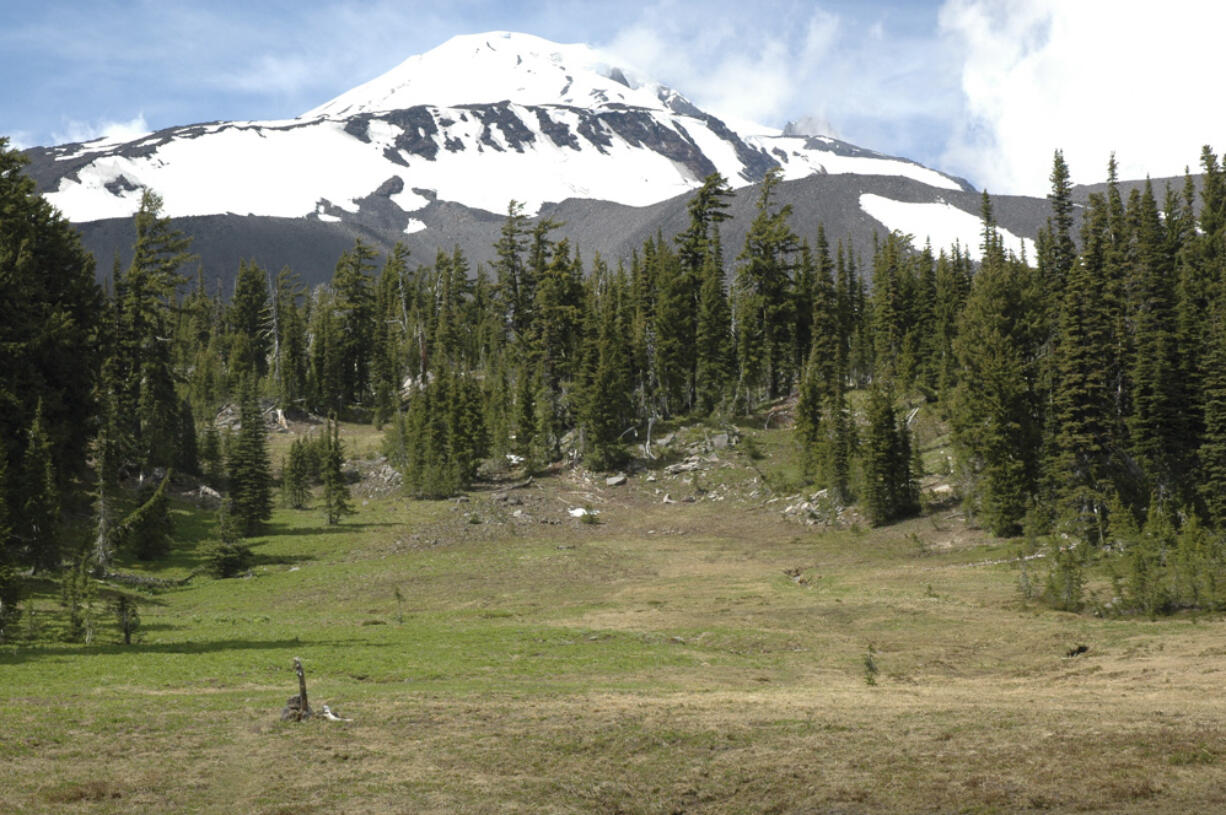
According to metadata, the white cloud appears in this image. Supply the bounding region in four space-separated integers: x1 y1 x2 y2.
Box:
602 2 842 133
939 0 1226 194
6 131 34 150
51 114 150 146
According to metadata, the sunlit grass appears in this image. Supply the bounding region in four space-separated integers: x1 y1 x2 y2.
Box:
3 419 1226 813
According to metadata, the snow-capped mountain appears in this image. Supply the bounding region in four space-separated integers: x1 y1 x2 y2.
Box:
27 31 972 232
18 31 1060 289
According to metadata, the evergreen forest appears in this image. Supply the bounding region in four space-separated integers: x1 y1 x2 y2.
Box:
4 134 1226 644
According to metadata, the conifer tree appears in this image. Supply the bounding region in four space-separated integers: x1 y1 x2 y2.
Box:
734 168 798 408
282 438 311 509
1053 239 1116 544
870 231 914 385
200 424 225 490
175 398 199 476
823 383 854 502
862 384 919 526
0 451 19 641
531 239 583 436
1127 180 1185 495
795 231 840 481
494 200 533 344
271 265 308 408
322 418 354 524
113 189 194 474
122 471 173 560
677 173 734 410
207 498 252 578
1046 149 1077 290
372 244 410 428
332 241 379 405
228 259 271 380
0 138 102 511
308 288 344 415
20 403 59 573
951 246 1045 537
580 258 634 469
227 380 273 536
1201 297 1226 526
695 231 733 414
653 237 692 415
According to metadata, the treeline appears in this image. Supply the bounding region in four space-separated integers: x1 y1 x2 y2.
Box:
3 133 1226 635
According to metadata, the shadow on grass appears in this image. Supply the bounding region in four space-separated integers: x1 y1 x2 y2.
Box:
264 522 401 537
249 551 316 568
0 637 389 664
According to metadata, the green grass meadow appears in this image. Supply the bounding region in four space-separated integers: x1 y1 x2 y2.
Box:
3 424 1226 813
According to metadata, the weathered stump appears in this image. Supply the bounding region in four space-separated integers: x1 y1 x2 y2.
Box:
280 657 313 721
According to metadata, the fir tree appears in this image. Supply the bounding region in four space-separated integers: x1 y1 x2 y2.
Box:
113 189 194 474
206 498 252 578
494 200 533 344
175 399 199 476
322 418 354 524
0 451 20 642
734 168 798 408
1046 149 1077 291
0 138 101 517
1126 180 1185 496
1054 202 1117 544
1200 297 1226 526
372 244 410 429
200 424 225 490
282 438 311 509
228 259 271 380
695 231 733 414
332 241 379 406
20 403 60 573
581 259 634 469
951 238 1045 537
227 381 273 536
862 384 919 526
308 288 344 415
271 265 308 408
122 471 173 561
676 173 734 410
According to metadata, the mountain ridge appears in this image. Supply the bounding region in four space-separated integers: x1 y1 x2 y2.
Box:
19 31 1047 283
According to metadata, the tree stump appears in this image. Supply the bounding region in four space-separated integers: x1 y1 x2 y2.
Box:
280 657 313 721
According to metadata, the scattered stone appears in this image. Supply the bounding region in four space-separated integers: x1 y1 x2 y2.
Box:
568 506 598 519
710 432 729 449
665 458 703 474
662 494 675 504
605 473 628 486
646 473 657 483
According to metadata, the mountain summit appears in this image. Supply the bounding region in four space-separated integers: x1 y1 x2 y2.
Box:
26 31 969 227
303 31 692 121
14 30 1034 287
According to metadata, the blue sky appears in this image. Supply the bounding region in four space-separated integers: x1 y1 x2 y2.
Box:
3 1 1223 195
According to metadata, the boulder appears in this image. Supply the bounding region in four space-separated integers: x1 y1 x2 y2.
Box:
605 473 628 486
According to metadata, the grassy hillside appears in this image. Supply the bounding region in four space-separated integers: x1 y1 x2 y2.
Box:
3 421 1225 814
